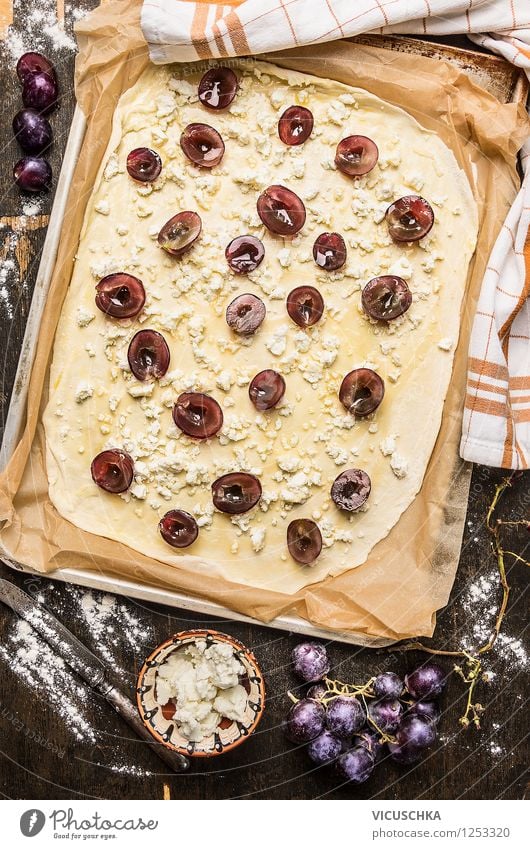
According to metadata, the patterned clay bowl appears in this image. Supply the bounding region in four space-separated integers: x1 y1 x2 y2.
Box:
136 629 265 757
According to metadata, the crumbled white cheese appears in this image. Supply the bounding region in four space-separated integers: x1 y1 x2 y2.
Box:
213 685 248 722
250 527 266 552
130 483 147 500
75 381 93 404
127 382 154 398
95 199 110 215
379 436 397 457
156 640 246 745
216 370 234 392
277 248 292 268
76 307 95 327
390 453 408 479
103 154 120 181
265 325 289 357
387 257 413 281
438 338 453 351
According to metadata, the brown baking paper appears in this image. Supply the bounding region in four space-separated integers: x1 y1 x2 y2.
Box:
0 0 528 643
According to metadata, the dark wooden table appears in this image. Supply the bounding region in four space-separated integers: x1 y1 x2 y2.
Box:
0 1 528 801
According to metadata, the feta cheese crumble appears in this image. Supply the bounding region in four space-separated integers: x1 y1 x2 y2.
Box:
156 639 248 743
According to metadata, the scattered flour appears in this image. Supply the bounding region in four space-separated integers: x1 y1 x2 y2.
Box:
460 568 527 671
2 6 78 65
0 582 155 770
0 619 98 743
0 231 19 321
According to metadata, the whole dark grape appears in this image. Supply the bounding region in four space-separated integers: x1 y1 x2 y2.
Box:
353 730 384 762
307 730 342 765
22 72 58 114
326 696 365 737
388 716 437 766
388 715 437 765
13 109 52 154
307 682 327 701
336 747 375 784
13 157 51 192
399 715 437 748
405 664 446 700
284 699 325 744
291 642 330 683
16 52 55 85
408 701 441 724
373 671 403 700
387 740 422 765
368 698 403 733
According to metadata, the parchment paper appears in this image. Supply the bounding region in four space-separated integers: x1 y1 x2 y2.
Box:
0 0 528 641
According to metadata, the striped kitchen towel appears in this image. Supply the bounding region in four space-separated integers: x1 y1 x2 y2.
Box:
141 0 530 469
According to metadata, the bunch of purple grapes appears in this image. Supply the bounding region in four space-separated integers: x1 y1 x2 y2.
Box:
284 642 446 784
12 52 59 192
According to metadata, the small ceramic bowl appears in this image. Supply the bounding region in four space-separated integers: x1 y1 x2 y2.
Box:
136 629 265 757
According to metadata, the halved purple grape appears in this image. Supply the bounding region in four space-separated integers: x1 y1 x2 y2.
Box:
405 664 446 700
278 105 313 146
180 123 225 168
95 273 146 319
284 698 325 744
173 392 223 440
91 449 134 493
331 468 371 512
287 519 322 565
158 211 201 257
386 195 434 242
257 185 306 236
211 472 262 514
126 147 162 182
159 510 198 548
312 232 347 271
248 369 285 411
335 135 378 177
127 330 170 381
361 275 412 321
339 368 385 417
292 643 330 683
16 52 55 84
12 109 52 154
286 286 324 328
336 747 375 784
22 72 58 114
13 157 51 192
368 699 403 733
225 235 264 274
198 66 238 110
226 293 266 335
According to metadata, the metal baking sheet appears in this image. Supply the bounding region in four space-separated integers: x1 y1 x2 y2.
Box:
1 36 527 645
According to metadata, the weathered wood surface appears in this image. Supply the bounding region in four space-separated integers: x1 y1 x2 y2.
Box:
0 1 528 800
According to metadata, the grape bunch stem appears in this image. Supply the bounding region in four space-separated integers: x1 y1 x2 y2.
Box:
403 473 529 729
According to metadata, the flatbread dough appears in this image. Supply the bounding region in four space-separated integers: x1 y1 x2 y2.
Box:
44 60 478 594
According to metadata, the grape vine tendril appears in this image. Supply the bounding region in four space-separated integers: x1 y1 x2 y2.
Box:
402 473 529 729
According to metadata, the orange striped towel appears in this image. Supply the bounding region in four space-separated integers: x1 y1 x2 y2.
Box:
141 0 530 469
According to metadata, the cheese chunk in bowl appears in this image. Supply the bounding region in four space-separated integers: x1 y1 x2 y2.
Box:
137 629 265 756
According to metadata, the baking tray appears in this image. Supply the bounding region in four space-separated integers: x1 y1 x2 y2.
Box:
0 36 527 645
